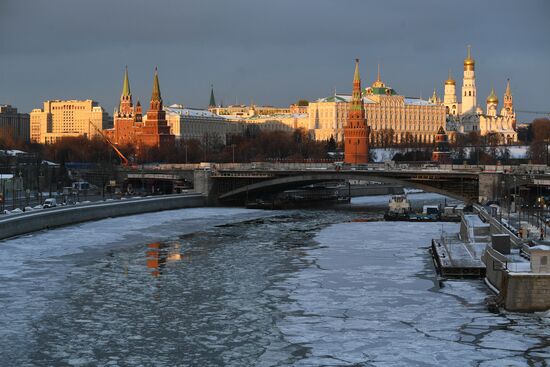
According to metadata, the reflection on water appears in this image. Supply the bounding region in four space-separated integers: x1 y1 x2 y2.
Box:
146 242 188 277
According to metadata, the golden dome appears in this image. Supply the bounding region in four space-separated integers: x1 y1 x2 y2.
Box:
486 87 498 104
445 69 455 85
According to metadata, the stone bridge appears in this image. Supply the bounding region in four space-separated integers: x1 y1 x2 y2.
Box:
194 168 498 205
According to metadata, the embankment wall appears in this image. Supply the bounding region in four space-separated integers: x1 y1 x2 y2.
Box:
0 194 205 241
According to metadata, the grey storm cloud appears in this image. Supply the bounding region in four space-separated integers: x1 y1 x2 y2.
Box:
1 0 549 122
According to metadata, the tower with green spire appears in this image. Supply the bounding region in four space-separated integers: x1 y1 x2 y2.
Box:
209 85 216 108
150 67 162 107
119 66 133 115
143 67 174 147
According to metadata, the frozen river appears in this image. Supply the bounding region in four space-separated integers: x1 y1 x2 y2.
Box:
0 194 549 366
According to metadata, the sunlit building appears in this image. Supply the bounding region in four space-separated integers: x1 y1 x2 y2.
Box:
308 67 446 145
443 46 517 144
104 67 175 148
30 100 109 144
164 104 236 144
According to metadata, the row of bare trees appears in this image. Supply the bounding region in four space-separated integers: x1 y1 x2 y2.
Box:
1 128 335 165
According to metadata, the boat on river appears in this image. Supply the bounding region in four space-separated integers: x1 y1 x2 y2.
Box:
384 195 439 221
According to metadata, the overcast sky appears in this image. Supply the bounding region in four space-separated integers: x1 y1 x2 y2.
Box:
1 0 549 122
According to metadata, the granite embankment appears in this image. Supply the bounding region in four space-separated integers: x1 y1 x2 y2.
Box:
0 193 205 240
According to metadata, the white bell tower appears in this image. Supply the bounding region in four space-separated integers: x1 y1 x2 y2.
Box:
461 45 477 114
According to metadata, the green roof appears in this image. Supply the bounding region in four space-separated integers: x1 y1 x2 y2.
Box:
364 86 397 96
209 85 216 107
151 68 162 101
121 66 131 97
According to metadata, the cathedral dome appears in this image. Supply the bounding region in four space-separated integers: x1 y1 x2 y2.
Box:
445 77 456 86
486 88 499 104
463 45 475 69
463 58 475 67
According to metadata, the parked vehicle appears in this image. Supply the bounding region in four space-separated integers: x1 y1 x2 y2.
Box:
43 198 57 208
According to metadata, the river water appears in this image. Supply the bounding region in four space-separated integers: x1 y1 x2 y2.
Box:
0 194 549 366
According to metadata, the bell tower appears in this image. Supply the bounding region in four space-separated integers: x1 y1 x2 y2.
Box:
461 45 477 114
443 70 458 116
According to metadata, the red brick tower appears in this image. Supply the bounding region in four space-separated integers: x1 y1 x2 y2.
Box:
344 59 369 164
431 126 452 163
140 68 175 147
108 66 138 145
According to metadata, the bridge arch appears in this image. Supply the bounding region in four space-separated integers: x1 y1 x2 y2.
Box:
217 172 473 203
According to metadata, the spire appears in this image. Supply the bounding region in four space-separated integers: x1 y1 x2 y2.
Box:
121 66 131 97
464 45 475 67
353 58 360 82
372 63 385 88
151 67 162 102
505 78 511 96
431 88 438 101
445 69 456 86
209 84 216 107
351 58 363 110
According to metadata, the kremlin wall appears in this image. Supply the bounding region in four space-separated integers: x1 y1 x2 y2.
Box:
19 46 519 162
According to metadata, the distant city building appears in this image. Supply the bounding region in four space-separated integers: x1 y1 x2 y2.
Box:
443 46 517 144
0 105 30 143
164 104 237 144
30 100 109 144
105 67 175 149
344 59 369 164
309 67 446 145
224 109 307 133
209 104 291 118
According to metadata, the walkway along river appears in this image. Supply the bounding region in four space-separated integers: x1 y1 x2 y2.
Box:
0 193 548 366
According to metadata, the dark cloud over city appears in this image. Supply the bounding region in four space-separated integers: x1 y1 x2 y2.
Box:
1 0 548 121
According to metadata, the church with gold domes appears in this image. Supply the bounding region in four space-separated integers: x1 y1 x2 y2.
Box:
441 46 517 144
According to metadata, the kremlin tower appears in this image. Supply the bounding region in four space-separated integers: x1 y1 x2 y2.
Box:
105 67 175 149
431 126 451 163
344 59 370 164
140 68 175 147
109 66 143 146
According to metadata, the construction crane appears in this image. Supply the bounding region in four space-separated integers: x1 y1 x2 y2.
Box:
88 120 133 167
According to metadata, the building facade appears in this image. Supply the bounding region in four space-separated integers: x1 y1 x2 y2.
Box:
344 59 369 164
30 100 109 144
209 104 291 118
165 105 236 144
308 71 446 145
105 68 175 148
443 47 517 143
0 105 30 143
